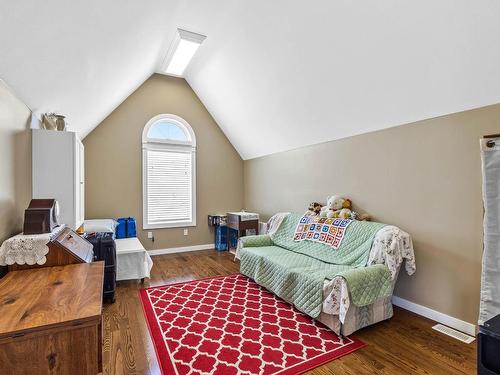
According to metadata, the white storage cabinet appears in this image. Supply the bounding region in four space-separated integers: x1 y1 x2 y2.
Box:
32 129 85 230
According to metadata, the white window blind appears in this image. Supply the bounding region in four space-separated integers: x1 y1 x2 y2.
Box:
146 149 192 226
142 114 196 229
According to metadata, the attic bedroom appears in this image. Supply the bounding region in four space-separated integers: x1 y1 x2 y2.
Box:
0 1 499 374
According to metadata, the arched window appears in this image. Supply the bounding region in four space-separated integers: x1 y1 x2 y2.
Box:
142 114 196 229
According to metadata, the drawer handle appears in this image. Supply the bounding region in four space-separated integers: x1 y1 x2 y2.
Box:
11 332 25 338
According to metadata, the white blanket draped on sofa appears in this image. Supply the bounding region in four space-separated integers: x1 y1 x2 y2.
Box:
323 225 414 322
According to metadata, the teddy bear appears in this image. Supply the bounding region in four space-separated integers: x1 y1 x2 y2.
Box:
320 195 353 219
305 202 323 216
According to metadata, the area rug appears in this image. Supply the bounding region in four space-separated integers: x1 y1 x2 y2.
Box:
139 274 365 375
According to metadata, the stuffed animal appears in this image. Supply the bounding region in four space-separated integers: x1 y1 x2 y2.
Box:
305 202 323 216
320 195 354 219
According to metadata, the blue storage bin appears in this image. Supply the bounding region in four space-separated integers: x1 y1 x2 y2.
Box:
115 217 137 238
215 225 227 251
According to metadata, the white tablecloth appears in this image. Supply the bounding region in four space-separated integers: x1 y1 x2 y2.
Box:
115 238 153 281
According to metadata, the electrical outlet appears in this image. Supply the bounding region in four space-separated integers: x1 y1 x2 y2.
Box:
183 229 189 236
147 232 153 239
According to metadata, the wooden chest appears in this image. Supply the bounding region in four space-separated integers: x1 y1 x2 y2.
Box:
0 262 104 374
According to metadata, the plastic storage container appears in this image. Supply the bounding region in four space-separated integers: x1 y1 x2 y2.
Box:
215 225 228 251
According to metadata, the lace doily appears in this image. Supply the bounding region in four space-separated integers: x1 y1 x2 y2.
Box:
0 226 65 266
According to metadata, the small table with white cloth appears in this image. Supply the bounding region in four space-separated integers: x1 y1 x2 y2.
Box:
115 237 153 282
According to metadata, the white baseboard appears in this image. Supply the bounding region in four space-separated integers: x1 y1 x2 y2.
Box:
148 243 214 256
392 296 477 336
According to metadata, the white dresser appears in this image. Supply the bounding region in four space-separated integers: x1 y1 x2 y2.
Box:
32 129 85 230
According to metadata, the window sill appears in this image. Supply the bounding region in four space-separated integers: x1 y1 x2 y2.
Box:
143 221 197 230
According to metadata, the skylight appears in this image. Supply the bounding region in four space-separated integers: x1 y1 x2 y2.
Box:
163 29 206 77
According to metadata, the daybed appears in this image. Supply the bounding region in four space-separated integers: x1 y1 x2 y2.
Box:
236 213 415 335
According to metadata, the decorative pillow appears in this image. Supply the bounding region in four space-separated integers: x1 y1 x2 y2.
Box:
83 219 117 233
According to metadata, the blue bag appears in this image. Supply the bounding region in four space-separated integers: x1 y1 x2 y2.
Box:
116 218 127 239
115 217 137 238
126 217 136 237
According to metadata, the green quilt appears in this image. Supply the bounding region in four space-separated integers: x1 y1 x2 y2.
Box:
239 213 392 318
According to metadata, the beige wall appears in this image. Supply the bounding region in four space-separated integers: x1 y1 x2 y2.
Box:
244 104 500 325
0 80 32 243
84 71 497 324
84 74 243 250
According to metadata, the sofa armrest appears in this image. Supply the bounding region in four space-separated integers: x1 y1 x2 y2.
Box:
337 264 393 307
240 234 273 248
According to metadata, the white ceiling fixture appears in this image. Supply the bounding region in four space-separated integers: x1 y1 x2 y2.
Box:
162 29 206 77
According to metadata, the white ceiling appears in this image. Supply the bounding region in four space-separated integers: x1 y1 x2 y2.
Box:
2 1 500 159
0 0 183 137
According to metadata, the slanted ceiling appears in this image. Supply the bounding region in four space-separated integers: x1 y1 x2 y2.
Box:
1 1 500 160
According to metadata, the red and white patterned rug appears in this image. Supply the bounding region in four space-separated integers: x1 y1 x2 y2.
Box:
139 274 365 375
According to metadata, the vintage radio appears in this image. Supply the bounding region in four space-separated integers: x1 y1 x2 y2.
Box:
23 199 60 235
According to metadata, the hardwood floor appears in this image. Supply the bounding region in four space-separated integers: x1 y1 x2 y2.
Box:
103 250 476 375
